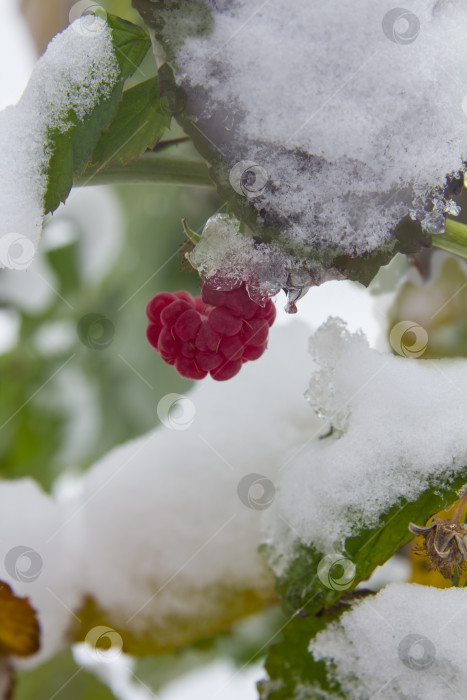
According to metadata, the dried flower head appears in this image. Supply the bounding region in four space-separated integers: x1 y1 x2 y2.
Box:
409 516 467 580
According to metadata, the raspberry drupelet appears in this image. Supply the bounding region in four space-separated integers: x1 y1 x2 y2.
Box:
146 283 276 381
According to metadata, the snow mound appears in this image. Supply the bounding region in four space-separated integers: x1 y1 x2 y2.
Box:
168 0 467 257
264 318 467 558
310 583 467 700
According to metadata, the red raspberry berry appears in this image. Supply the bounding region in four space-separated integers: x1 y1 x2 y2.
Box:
194 296 207 314
222 286 257 319
211 358 243 381
201 285 226 307
241 318 269 346
218 335 244 362
146 292 174 323
175 355 207 380
195 321 221 352
180 341 196 358
174 309 201 341
160 299 193 329
195 351 223 371
146 322 162 348
242 342 267 361
263 299 277 327
146 283 276 382
208 307 243 336
158 327 179 357
173 290 194 304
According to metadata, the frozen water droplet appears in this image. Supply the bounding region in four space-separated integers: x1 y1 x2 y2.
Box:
444 199 461 217
284 285 310 313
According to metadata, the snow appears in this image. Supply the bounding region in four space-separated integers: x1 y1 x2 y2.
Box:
157 660 264 700
188 213 292 298
188 213 345 302
166 0 467 258
0 323 321 660
263 317 467 562
72 322 315 643
309 582 467 700
3 315 467 666
0 17 119 270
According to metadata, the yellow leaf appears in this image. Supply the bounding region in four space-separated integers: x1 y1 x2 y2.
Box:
0 581 40 657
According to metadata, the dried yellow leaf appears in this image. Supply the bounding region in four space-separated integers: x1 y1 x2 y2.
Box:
0 580 40 657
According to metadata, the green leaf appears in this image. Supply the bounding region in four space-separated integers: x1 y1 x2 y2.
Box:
270 467 467 617
106 13 151 79
14 650 117 700
258 608 345 700
432 218 467 260
89 77 172 169
43 14 151 214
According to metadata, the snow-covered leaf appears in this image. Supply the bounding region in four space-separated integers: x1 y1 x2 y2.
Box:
270 472 467 616
134 0 466 286
43 15 151 213
0 14 150 268
309 583 467 700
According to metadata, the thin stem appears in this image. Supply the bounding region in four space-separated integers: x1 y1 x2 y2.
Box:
432 218 467 260
148 136 191 152
74 152 214 188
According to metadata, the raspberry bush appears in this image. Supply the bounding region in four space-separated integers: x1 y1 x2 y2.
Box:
3 2 467 700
